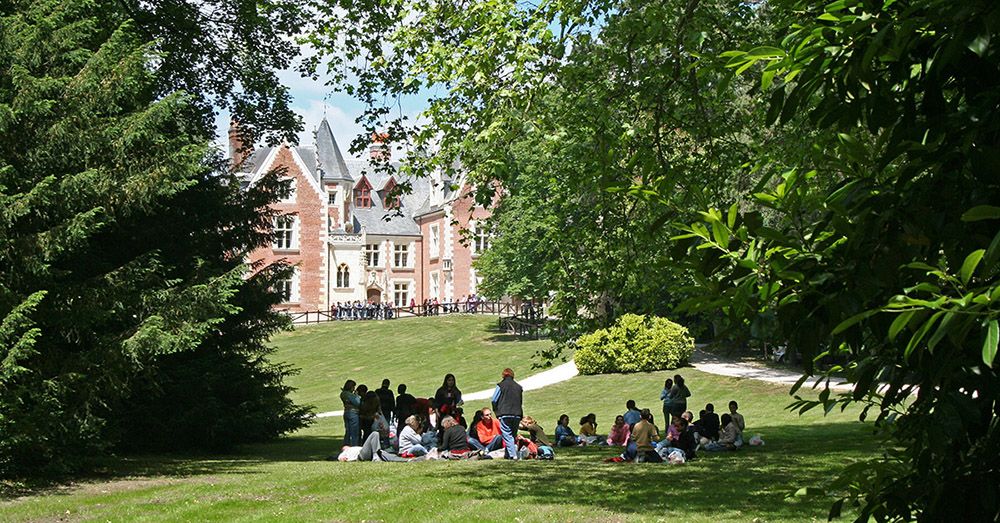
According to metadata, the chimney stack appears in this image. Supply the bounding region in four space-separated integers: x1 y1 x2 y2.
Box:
229 119 253 171
369 132 390 161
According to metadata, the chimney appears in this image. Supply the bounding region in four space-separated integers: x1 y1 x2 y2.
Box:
369 132 390 161
229 119 253 171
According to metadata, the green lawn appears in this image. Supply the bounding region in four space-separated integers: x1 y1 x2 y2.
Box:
0 317 878 522
272 315 559 412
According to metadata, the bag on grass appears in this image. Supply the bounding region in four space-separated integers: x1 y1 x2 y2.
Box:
537 445 555 460
667 450 686 464
749 435 764 446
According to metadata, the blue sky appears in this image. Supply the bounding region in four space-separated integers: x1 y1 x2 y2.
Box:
214 61 434 162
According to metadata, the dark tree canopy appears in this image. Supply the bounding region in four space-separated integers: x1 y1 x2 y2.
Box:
0 0 311 477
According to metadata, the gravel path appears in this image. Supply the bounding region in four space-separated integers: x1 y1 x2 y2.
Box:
690 349 853 391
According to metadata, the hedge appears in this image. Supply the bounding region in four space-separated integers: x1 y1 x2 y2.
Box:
574 314 694 375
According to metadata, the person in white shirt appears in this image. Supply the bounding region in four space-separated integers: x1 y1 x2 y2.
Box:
398 415 429 456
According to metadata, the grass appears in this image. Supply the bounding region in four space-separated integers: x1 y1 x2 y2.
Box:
0 316 878 522
272 315 559 412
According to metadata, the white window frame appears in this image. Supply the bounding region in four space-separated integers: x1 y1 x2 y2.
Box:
273 215 298 251
365 243 381 268
430 271 440 300
393 282 410 307
327 188 337 205
276 268 300 303
472 220 490 255
429 224 440 260
394 243 409 268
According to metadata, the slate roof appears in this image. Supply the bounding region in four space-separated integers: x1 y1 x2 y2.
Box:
246 118 460 237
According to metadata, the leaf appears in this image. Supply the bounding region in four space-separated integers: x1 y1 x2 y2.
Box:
727 203 738 229
761 69 777 90
746 46 786 59
967 33 990 57
984 320 998 366
832 309 879 335
961 205 1000 222
960 249 985 285
888 310 914 341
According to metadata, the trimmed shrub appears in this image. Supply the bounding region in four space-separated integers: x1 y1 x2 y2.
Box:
574 314 694 375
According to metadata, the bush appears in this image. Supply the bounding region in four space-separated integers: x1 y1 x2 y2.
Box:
574 314 694 375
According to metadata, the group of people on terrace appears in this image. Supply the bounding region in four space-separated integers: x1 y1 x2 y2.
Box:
331 300 396 320
335 370 748 463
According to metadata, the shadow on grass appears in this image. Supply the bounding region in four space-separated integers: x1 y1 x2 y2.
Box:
423 421 877 518
0 434 343 501
3 420 879 519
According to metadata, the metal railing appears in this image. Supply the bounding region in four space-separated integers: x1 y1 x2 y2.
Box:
284 300 520 325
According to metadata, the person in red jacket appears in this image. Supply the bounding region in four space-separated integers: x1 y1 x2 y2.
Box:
470 407 504 451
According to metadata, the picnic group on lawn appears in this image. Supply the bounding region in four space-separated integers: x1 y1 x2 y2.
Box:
334 369 754 463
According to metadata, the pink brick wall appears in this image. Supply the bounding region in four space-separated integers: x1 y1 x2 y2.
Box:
248 147 326 312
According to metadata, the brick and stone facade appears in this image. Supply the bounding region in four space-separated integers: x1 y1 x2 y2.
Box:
238 119 491 311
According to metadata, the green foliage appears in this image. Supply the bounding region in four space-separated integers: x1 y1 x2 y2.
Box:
674 0 1000 520
575 314 693 375
306 0 786 336
0 0 310 477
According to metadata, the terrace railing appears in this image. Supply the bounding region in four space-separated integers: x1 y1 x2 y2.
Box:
283 300 519 325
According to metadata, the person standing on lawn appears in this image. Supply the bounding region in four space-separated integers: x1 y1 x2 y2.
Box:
376 379 395 424
395 383 416 435
669 375 691 421
340 380 361 446
492 368 523 459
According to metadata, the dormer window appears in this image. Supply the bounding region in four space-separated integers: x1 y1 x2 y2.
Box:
353 176 372 208
381 177 401 209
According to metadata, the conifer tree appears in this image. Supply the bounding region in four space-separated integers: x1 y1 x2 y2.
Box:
0 0 310 476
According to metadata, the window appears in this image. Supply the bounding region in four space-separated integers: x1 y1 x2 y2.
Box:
394 282 409 307
354 177 372 208
275 269 298 302
382 178 400 209
429 224 440 259
473 221 490 254
365 243 380 267
273 215 296 250
394 244 409 268
336 264 350 288
279 178 296 203
430 271 440 300
327 190 337 205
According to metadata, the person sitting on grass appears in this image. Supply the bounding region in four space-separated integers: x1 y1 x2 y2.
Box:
623 400 642 428
520 416 553 447
554 414 581 447
703 413 741 451
579 413 601 445
728 400 746 446
699 404 721 442
398 415 428 457
336 432 412 462
607 415 631 447
439 416 472 457
608 409 660 463
470 408 504 452
658 416 697 460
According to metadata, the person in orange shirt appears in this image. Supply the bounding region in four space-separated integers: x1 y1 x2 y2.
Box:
469 407 504 452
